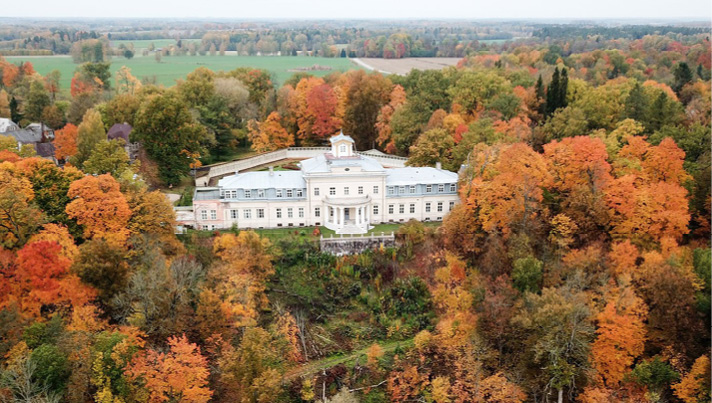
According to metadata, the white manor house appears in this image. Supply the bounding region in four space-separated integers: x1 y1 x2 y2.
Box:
179 133 460 234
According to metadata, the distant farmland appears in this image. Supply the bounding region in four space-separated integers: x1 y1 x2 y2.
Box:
4 55 360 91
354 57 463 76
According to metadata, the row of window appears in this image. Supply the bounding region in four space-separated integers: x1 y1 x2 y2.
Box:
203 200 456 222
315 185 378 196
387 201 455 214
222 183 455 199
387 183 456 195
222 189 305 199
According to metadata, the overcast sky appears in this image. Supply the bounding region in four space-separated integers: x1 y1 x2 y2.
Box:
2 0 710 20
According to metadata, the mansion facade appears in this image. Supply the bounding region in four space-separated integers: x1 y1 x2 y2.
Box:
181 133 459 234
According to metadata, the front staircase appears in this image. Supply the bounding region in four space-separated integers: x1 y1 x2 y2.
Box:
335 219 372 234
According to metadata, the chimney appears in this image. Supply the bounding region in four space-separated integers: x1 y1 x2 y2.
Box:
436 162 442 170
268 166 274 176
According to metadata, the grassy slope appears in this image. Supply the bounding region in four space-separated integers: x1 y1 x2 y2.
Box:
6 54 359 90
283 338 414 382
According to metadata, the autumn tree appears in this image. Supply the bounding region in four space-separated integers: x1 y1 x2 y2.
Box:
406 128 455 170
248 111 294 153
2 241 95 317
133 91 209 185
0 162 43 248
83 139 131 178
607 136 691 246
544 136 613 241
462 142 552 239
65 174 131 245
376 84 407 152
125 334 212 403
15 157 83 236
591 300 646 388
115 66 142 95
72 108 106 167
672 355 711 403
341 70 392 150
514 286 593 403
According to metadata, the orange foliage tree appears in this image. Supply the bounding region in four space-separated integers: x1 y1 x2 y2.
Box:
65 174 131 245
125 334 212 403
1 241 95 317
463 143 552 239
247 111 294 153
607 136 691 246
591 301 647 388
672 355 711 403
54 123 79 162
544 136 613 240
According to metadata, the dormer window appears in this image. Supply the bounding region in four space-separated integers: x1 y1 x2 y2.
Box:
340 145 346 154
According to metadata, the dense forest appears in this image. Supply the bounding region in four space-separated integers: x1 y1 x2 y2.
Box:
0 22 710 403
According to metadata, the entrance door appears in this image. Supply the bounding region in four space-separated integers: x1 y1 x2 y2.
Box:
344 208 350 221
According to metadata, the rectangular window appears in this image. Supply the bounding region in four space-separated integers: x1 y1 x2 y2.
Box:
230 210 238 219
244 209 251 219
344 187 350 195
437 202 443 212
388 204 394 214
296 189 303 197
387 187 394 195
201 210 208 220
425 202 431 212
257 208 265 218
329 187 336 196
315 207 321 217
409 185 416 194
373 205 379 215
298 208 304 218
257 189 265 198
276 208 282 218
438 184 444 193
287 189 293 198
449 201 455 210
210 210 217 220
287 208 293 218
410 203 415 213
276 189 282 198
426 185 432 193
314 187 320 196
244 190 251 198
399 186 405 195
358 186 363 195
373 185 379 194
450 183 457 192
399 204 405 214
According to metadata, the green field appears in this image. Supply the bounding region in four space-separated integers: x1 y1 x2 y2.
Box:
5 55 359 90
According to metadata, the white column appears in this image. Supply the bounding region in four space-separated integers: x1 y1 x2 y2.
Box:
340 207 345 226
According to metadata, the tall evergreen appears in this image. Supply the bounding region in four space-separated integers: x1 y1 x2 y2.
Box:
9 96 21 123
625 82 649 126
546 67 560 116
558 68 568 109
535 75 545 99
672 62 693 94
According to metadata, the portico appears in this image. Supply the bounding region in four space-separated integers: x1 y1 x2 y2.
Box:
323 195 372 234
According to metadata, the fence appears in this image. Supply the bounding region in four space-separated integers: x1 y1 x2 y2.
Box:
319 232 396 255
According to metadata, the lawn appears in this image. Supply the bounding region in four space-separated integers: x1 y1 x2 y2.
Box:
5 54 359 90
